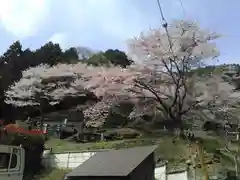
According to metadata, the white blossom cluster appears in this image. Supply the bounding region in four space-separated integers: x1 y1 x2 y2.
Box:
5 20 237 123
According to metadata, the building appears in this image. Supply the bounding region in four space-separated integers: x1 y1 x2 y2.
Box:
65 145 157 180
154 163 188 180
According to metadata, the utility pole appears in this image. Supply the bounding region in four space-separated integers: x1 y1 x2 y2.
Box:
234 126 240 177
197 140 209 180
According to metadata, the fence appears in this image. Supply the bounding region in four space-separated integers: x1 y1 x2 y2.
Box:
42 150 189 180
167 170 188 180
41 150 98 169
154 165 188 180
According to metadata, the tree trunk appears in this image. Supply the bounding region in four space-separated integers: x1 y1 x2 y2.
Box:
175 117 183 139
39 106 44 130
76 121 85 141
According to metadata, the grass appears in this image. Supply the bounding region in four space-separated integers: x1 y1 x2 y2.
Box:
43 134 239 179
35 168 71 180
45 135 225 164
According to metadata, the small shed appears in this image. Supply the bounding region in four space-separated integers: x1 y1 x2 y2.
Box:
65 145 157 180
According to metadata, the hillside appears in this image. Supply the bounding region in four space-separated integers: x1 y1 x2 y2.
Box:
37 64 240 180
2 18 240 180
43 132 237 180
8 62 240 180
26 63 240 126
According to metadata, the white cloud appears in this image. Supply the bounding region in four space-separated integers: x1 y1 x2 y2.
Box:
48 33 69 49
0 0 198 52
55 0 153 50
0 0 50 39
58 0 189 49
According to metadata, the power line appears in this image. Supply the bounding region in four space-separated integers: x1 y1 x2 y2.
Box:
156 0 187 22
178 0 187 17
156 0 175 59
156 0 166 22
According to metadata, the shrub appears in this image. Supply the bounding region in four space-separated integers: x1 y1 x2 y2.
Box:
38 168 71 180
104 128 140 140
105 102 134 128
1 125 46 180
90 141 114 149
202 121 223 132
5 124 45 135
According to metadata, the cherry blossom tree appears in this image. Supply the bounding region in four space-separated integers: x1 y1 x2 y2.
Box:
6 64 79 106
69 19 224 129
5 63 89 125
5 20 230 133
123 20 221 130
4 61 138 128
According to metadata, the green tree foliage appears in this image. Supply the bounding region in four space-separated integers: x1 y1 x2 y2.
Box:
11 133 45 180
0 41 79 122
1 125 45 180
85 49 133 67
104 49 133 67
34 42 79 66
34 42 63 66
86 52 111 66
62 47 79 64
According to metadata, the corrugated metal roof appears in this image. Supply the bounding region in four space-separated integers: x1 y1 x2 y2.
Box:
66 145 157 177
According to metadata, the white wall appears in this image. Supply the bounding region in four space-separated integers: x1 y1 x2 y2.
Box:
155 165 166 180
42 150 97 169
42 150 188 180
167 171 188 180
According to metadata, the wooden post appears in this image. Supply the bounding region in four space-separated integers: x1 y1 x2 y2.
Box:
67 152 70 169
192 151 197 180
235 128 240 177
101 133 104 141
197 141 209 180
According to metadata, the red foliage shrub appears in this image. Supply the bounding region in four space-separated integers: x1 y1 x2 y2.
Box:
1 124 46 180
4 124 45 135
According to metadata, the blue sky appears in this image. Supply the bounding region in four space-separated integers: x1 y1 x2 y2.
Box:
0 0 239 64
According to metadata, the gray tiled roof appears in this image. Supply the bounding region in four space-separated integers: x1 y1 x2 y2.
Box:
66 145 158 177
